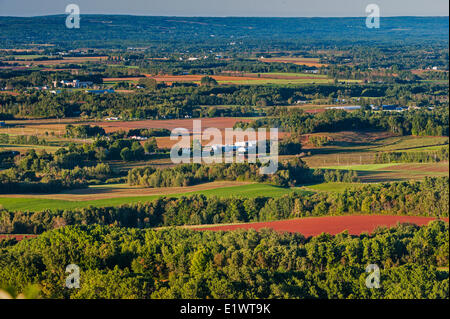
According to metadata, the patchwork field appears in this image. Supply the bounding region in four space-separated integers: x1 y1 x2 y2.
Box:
0 183 307 212
102 72 349 85
88 117 252 133
258 57 328 67
0 117 259 142
302 131 448 162
2 56 108 66
319 162 449 182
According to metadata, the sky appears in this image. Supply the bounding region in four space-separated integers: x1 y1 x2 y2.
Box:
0 0 448 17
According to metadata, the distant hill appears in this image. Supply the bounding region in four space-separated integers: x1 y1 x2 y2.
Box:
0 15 448 50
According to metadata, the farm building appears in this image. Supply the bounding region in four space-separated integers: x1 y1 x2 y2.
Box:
326 106 361 111
86 89 115 94
381 105 406 112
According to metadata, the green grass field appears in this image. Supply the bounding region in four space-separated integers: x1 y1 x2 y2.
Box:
371 136 448 152
0 183 310 212
217 78 360 85
9 54 47 60
301 182 365 192
248 72 329 78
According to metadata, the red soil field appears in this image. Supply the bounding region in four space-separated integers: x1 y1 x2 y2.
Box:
411 69 448 75
3 56 108 66
241 72 325 80
103 77 145 82
193 215 449 237
0 91 20 96
143 74 262 83
85 117 288 148
90 117 253 133
0 234 37 241
258 58 328 67
155 131 289 148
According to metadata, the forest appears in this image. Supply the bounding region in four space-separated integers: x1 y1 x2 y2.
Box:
0 221 447 299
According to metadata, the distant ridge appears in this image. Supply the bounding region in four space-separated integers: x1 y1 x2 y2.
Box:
0 15 448 49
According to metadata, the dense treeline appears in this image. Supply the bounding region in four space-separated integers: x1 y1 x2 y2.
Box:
0 70 102 89
1 177 446 235
126 128 171 138
140 57 319 76
127 159 358 188
375 145 449 163
127 160 310 188
0 88 259 119
0 151 17 169
0 135 157 193
0 179 87 194
0 146 118 194
0 222 447 298
1 79 447 120
235 107 449 137
0 162 114 194
65 125 106 138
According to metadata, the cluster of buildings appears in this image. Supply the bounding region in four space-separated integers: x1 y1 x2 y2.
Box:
205 140 259 154
179 56 210 61
326 105 409 112
86 89 115 94
130 136 148 141
52 79 93 88
326 105 361 111
372 105 407 112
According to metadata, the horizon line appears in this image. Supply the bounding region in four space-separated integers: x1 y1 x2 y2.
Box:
0 13 449 18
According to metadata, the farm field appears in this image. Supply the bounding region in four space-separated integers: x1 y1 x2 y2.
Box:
246 72 329 79
0 182 307 212
0 234 37 241
320 162 449 182
215 78 345 85
2 56 108 66
0 117 258 141
85 117 253 133
192 215 449 236
303 132 448 153
0 143 61 153
301 182 364 192
302 131 448 163
370 136 450 151
102 72 353 86
300 131 449 181
0 118 86 137
258 57 328 67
